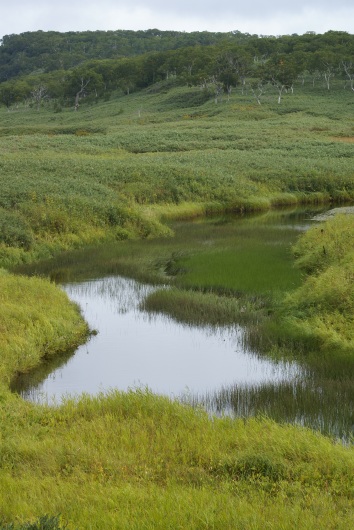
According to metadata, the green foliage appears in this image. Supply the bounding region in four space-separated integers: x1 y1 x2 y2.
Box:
142 287 265 326
0 390 353 528
2 29 354 109
0 209 33 249
0 515 65 530
0 56 353 529
213 453 287 481
279 214 354 351
292 213 354 273
1 80 353 271
0 271 88 385
175 241 302 295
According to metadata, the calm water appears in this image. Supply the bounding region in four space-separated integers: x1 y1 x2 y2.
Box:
14 276 300 402
12 208 353 440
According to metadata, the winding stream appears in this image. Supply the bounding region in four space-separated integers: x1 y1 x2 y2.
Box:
12 207 353 440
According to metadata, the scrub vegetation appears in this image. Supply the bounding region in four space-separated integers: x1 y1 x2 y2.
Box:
0 28 353 528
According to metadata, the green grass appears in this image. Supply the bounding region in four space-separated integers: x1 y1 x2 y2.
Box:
1 82 354 268
186 377 354 441
276 215 354 353
0 80 354 528
0 390 353 529
142 287 266 326
176 243 302 294
0 269 89 389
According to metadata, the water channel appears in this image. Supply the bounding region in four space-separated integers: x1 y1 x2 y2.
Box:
12 207 354 441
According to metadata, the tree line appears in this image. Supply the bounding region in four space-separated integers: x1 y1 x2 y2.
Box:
0 29 353 110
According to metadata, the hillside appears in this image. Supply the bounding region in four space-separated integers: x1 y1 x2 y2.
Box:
1 29 354 111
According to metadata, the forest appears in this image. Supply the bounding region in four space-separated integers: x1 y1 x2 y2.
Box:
1 29 354 110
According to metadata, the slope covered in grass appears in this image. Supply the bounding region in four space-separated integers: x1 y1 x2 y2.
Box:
0 269 88 389
280 214 354 352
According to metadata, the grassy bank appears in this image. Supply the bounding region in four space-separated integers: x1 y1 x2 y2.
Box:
271 214 354 355
0 269 89 390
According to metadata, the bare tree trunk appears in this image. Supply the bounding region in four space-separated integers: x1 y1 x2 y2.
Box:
74 77 90 110
342 62 354 91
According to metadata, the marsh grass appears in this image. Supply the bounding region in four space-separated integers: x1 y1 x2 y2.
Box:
0 389 353 528
278 214 354 352
1 83 354 268
0 515 65 530
0 270 88 387
175 242 302 295
1 82 354 528
185 377 354 442
141 287 266 327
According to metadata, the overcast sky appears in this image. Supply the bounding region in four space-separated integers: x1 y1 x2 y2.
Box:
1 1 354 41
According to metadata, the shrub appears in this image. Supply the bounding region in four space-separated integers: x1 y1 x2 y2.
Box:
0 209 33 250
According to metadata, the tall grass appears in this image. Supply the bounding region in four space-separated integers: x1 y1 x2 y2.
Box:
0 390 353 528
1 83 354 268
142 287 266 326
0 269 88 388
185 377 354 441
277 214 354 352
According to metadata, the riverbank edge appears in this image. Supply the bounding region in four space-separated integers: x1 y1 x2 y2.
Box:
0 270 90 396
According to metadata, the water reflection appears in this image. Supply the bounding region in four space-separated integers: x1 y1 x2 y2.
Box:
14 276 301 404
183 379 353 441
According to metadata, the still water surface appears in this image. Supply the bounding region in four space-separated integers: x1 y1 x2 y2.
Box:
18 276 299 401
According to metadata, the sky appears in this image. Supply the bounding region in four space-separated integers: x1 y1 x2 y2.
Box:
1 0 354 42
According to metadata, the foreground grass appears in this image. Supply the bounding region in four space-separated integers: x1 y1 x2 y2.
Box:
1 83 354 528
0 390 353 529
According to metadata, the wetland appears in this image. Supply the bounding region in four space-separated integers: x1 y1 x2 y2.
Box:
12 207 354 441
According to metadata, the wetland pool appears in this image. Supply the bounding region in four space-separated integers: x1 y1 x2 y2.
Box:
12 207 353 440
